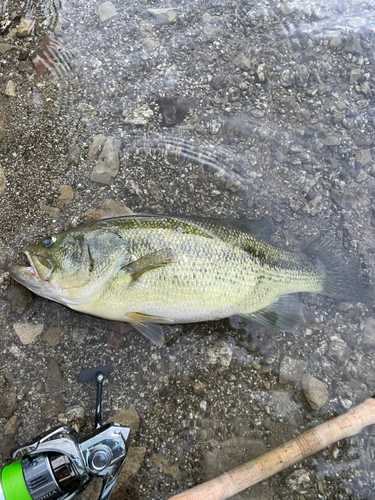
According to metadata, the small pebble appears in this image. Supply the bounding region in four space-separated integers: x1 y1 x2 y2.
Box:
13 323 44 345
233 53 251 71
4 81 16 97
57 185 74 206
17 18 34 37
44 327 62 346
302 374 329 410
98 1 117 22
279 356 307 384
355 149 372 167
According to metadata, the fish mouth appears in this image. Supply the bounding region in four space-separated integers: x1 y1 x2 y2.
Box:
24 251 55 281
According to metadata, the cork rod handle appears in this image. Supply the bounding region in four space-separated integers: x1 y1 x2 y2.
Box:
168 397 375 500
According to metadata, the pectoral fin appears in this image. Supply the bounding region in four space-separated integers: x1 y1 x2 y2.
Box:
127 312 168 347
244 294 303 332
123 248 176 283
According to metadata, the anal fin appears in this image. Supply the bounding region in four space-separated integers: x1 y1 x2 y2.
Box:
127 312 168 347
244 294 303 332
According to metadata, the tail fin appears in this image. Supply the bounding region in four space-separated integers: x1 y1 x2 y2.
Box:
305 237 370 303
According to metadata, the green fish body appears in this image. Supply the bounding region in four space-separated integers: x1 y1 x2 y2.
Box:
9 215 368 346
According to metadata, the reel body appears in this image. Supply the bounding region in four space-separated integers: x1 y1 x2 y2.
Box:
0 366 131 500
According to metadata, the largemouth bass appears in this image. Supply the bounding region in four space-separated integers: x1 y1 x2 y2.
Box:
9 215 368 346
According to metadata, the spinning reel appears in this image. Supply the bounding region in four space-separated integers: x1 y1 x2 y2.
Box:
0 365 131 500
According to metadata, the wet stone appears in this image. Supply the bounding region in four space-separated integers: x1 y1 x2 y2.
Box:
0 44 16 55
350 68 362 84
285 469 311 489
151 453 180 480
327 336 351 363
41 397 65 419
204 438 271 499
280 69 294 87
13 323 43 344
0 371 16 418
363 318 375 346
90 136 121 185
123 104 153 126
1 437 15 460
355 149 372 168
40 204 60 219
295 65 309 86
256 63 268 83
7 281 33 314
4 81 16 97
330 37 341 48
302 374 329 410
98 1 117 22
147 180 163 201
46 358 64 396
71 328 88 344
343 34 362 55
57 185 74 206
206 341 233 368
44 327 62 346
110 447 147 500
322 135 341 146
233 52 251 71
4 415 19 436
88 134 107 162
109 404 140 434
210 71 229 90
159 97 194 126
0 246 12 269
148 8 177 23
85 199 134 220
17 18 34 37
280 3 294 15
279 356 307 384
67 145 81 166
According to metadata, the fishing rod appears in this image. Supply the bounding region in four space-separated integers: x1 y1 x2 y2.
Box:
168 396 375 500
0 365 131 500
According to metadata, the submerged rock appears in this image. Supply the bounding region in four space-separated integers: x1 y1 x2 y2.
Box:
159 97 194 126
0 44 16 55
123 104 153 126
279 356 307 384
88 134 107 162
232 52 251 71
98 2 117 22
17 18 34 37
355 149 372 167
90 136 121 185
85 199 134 220
302 374 329 410
148 8 177 23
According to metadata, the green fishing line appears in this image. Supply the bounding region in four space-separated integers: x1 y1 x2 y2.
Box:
1 460 32 500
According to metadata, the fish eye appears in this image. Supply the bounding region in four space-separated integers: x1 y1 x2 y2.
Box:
42 236 57 248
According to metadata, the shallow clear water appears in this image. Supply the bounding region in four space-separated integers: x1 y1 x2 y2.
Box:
0 0 375 499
